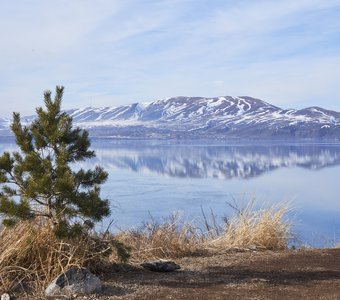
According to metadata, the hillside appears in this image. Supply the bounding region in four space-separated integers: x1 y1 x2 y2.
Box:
1 96 340 139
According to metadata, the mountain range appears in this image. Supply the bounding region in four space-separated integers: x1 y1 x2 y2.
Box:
1 96 340 139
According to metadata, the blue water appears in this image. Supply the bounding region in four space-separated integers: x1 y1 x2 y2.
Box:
1 137 339 247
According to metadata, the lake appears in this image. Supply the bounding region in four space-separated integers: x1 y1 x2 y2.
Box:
1 137 339 247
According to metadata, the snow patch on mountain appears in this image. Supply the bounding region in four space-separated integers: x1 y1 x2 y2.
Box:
1 96 339 139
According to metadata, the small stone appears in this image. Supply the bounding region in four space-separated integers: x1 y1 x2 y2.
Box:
45 267 101 297
1 293 10 300
141 260 181 272
250 278 269 283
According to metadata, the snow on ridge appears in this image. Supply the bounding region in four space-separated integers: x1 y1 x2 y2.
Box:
237 97 251 112
56 98 340 127
137 101 153 110
69 107 92 116
236 98 247 116
207 97 226 109
1 96 339 138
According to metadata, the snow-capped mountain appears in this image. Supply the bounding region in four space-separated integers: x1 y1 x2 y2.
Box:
1 96 340 139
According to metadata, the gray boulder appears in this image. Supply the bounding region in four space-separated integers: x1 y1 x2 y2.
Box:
141 260 181 272
45 267 101 297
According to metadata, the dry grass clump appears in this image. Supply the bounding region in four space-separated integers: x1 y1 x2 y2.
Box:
115 201 292 262
115 213 204 263
208 200 292 250
0 200 292 293
0 220 125 294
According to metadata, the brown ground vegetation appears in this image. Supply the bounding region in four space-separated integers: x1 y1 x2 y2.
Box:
4 201 334 300
114 201 291 263
99 248 340 300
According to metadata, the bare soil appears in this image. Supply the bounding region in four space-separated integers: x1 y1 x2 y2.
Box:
94 248 340 300
18 248 339 299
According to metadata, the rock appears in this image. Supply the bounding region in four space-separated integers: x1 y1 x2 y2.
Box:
45 267 101 297
141 260 181 272
1 294 10 300
250 278 269 283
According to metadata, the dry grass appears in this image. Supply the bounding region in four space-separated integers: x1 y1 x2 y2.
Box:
0 220 124 294
207 200 292 250
0 200 292 294
114 213 204 263
115 201 292 262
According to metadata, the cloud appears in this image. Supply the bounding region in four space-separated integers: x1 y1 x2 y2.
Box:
0 0 340 116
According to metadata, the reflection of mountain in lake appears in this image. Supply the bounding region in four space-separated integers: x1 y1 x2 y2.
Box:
1 137 340 180
88 142 340 179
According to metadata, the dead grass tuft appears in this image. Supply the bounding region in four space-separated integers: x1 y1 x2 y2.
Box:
208 200 292 250
0 220 125 294
115 200 292 263
115 213 204 263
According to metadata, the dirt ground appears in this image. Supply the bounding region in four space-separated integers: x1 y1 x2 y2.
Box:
91 248 340 300
20 248 339 299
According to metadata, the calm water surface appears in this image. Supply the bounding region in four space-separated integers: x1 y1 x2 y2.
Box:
1 137 339 247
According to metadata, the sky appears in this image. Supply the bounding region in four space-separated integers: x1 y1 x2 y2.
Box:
1 0 340 117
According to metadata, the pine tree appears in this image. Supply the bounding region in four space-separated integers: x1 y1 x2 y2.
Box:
0 86 110 237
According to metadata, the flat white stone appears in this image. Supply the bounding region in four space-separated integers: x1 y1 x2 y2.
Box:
45 267 101 297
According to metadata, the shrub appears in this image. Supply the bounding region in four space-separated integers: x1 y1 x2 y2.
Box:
0 86 110 237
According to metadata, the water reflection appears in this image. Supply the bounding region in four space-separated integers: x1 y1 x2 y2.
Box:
89 140 340 179
1 137 340 180
0 138 339 246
